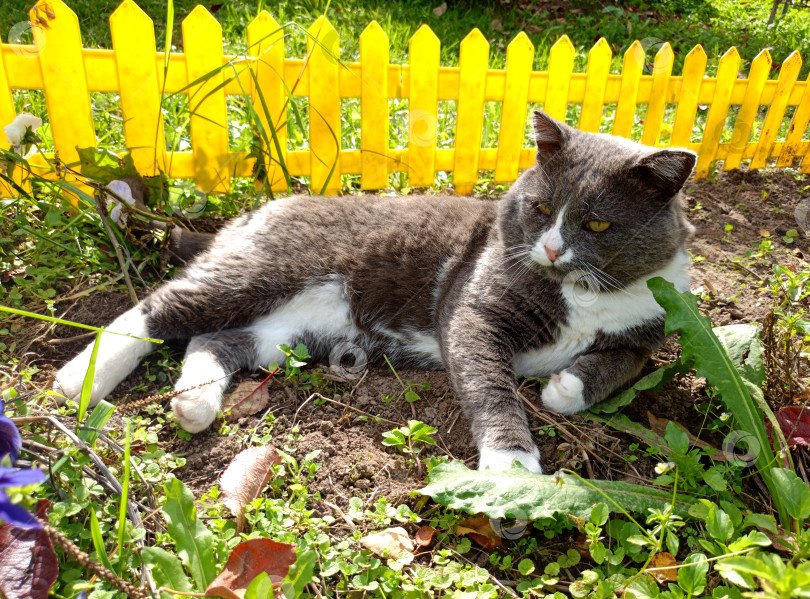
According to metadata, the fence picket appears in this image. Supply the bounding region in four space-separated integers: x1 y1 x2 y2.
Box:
579 38 611 133
612 41 644 138
641 43 673 146
0 27 18 196
752 51 802 168
670 45 706 147
182 5 231 194
308 17 341 195
724 49 771 171
30 0 96 194
360 21 389 190
777 70 810 168
408 25 440 187
110 0 166 177
695 47 741 177
545 35 575 122
494 33 533 183
247 11 287 193
453 29 489 195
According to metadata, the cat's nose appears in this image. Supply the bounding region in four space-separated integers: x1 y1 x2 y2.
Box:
544 246 561 262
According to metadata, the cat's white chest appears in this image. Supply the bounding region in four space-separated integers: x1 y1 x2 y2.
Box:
514 251 690 377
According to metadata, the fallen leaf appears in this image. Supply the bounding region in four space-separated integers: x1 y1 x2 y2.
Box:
648 551 677 583
759 229 771 237
490 18 504 32
766 406 810 447
432 2 447 16
220 445 282 532
456 516 502 549
205 538 296 599
414 525 436 547
359 527 414 560
0 500 58 599
224 380 270 421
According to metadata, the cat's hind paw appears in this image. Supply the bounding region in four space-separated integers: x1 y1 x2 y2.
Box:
478 446 543 474
171 387 221 433
542 370 586 414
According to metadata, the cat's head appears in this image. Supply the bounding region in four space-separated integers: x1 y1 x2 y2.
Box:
499 110 695 290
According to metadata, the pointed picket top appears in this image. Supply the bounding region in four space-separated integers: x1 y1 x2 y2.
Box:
410 23 440 48
718 45 741 68
183 4 221 34
613 40 644 138
507 31 534 56
651 41 673 75
360 19 388 44
248 10 282 52
460 27 489 54
724 50 771 171
546 35 575 121
752 50 802 168
695 46 740 177
579 37 612 133
111 0 150 22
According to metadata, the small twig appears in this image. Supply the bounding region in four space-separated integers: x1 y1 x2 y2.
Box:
322 500 356 529
157 589 207 597
43 522 150 599
299 392 404 427
47 330 97 344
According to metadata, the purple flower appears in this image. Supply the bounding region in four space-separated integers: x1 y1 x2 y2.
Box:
0 466 45 529
0 398 22 464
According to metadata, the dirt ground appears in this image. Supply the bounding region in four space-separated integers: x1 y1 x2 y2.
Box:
18 167 809 510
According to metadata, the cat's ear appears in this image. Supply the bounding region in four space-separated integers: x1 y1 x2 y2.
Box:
631 149 696 195
532 110 567 157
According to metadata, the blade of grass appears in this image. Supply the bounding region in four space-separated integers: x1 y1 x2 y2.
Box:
89 508 115 573
117 419 132 575
0 306 163 343
77 332 102 424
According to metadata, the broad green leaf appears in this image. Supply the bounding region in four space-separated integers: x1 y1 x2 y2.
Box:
418 461 693 521
647 278 790 526
677 553 708 595
591 503 609 526
77 147 139 183
280 550 317 599
590 360 688 414
770 468 810 520
742 513 777 533
714 324 765 388
665 421 689 455
142 547 193 598
163 477 216 589
586 414 668 453
518 558 535 576
703 467 728 492
624 574 660 599
245 573 274 599
706 504 733 542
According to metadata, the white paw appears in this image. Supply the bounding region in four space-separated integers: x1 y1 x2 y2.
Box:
171 387 221 433
54 356 108 406
478 445 543 474
542 370 586 414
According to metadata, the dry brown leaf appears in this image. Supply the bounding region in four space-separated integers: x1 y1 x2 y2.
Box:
432 2 447 16
414 526 436 547
359 527 414 561
220 445 282 532
456 516 502 549
647 552 677 583
205 537 296 599
224 381 270 421
759 229 771 237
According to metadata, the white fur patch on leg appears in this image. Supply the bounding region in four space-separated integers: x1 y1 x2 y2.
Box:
478 445 543 474
541 370 586 414
171 348 228 433
54 307 153 406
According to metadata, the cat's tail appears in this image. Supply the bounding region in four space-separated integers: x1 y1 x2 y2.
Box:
54 306 156 406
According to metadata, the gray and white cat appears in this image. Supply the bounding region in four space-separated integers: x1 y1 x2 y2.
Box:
55 111 695 474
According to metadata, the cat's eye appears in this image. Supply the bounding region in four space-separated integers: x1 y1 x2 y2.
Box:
537 203 552 216
585 220 611 232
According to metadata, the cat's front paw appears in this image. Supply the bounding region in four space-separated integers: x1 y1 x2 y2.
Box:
171 386 221 433
478 446 543 474
54 354 112 406
542 371 586 414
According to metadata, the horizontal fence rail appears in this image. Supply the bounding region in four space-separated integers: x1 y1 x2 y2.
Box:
1 0 809 199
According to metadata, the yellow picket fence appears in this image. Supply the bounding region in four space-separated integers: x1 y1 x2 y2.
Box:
1 0 809 199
